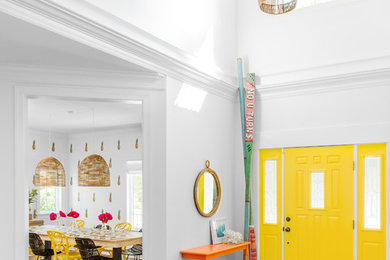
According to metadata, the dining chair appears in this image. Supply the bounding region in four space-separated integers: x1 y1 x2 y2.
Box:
99 222 132 259
47 230 81 260
75 237 112 260
114 222 132 232
70 219 85 228
122 244 142 260
29 233 56 260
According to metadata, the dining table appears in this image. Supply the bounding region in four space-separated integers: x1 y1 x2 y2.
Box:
29 225 142 260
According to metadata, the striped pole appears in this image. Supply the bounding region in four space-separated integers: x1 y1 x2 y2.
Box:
238 58 257 260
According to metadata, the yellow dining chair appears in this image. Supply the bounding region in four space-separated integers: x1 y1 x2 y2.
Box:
99 222 132 259
47 230 81 260
114 222 132 232
70 219 85 228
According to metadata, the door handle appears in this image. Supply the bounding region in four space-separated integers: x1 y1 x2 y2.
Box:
285 227 291 232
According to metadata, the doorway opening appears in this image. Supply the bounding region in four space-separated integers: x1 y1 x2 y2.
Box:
27 97 144 259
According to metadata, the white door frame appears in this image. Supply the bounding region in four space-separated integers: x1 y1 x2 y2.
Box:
15 82 167 260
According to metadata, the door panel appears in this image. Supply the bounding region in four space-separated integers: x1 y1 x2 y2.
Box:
284 146 353 260
259 149 282 260
357 144 386 260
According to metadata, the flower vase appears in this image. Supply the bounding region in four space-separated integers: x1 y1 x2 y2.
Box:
56 220 60 227
101 222 107 230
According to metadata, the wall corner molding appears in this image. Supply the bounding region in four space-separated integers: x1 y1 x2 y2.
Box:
0 0 237 99
258 67 390 100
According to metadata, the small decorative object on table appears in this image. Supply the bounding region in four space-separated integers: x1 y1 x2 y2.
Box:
210 218 228 244
224 229 243 244
68 211 80 230
98 212 113 230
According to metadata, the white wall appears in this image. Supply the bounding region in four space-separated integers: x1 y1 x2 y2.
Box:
68 127 142 228
165 77 242 260
0 83 15 260
238 0 390 81
60 0 237 77
256 85 390 148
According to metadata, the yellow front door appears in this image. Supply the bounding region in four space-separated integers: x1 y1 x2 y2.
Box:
284 145 354 260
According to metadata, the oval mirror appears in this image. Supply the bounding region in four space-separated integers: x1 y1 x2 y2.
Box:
194 160 221 217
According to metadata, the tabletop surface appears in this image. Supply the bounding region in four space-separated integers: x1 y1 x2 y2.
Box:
30 225 142 248
181 242 250 256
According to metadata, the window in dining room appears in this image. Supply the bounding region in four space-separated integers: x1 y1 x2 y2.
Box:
39 187 62 214
127 160 143 230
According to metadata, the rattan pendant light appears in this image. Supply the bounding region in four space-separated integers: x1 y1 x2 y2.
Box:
258 0 297 15
34 157 66 187
78 109 111 187
33 113 66 187
78 154 110 186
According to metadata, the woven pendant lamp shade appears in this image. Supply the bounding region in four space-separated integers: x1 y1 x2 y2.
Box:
78 154 110 187
258 0 297 15
34 157 66 187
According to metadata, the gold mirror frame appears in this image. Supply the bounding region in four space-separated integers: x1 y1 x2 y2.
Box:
194 160 221 217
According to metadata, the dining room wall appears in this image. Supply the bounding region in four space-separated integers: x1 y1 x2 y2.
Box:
68 126 142 228
27 126 143 228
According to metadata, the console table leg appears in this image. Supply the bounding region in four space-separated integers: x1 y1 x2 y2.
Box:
244 246 248 260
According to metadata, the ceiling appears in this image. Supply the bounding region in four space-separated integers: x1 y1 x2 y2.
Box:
0 11 150 72
28 98 142 134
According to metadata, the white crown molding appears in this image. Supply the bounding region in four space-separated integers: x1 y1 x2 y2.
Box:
258 67 390 100
0 64 166 90
258 54 390 85
0 0 237 99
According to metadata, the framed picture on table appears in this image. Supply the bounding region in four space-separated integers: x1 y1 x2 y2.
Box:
210 218 228 244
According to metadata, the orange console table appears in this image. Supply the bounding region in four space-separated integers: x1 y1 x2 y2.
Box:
181 242 250 260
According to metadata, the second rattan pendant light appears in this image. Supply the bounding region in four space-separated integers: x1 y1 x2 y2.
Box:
258 0 297 15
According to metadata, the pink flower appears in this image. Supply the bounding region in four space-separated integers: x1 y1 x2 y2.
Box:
67 211 79 219
49 212 57 221
59 211 66 218
98 212 112 223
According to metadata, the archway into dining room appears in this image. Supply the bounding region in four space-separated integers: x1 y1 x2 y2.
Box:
16 81 167 260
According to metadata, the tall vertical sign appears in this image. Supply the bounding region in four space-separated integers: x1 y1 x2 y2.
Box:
238 58 257 260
